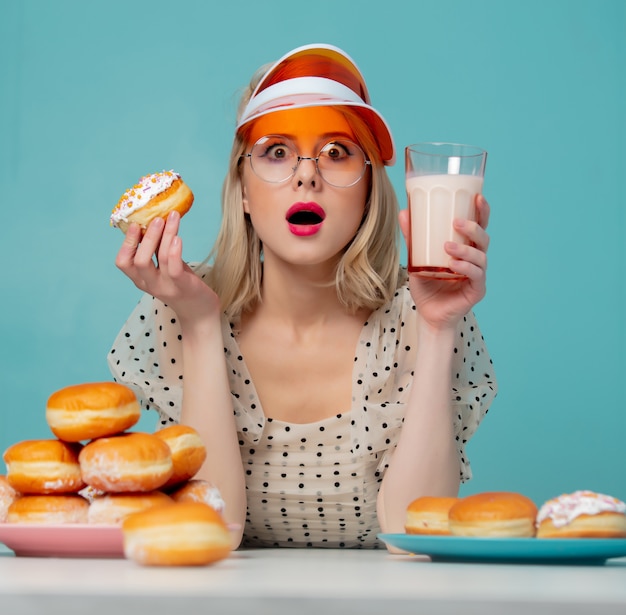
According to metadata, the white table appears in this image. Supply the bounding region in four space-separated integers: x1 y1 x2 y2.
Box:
1 545 625 614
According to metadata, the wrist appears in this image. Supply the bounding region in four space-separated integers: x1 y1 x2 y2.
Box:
178 309 222 340
416 317 457 346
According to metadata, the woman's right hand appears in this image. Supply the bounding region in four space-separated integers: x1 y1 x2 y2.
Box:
115 211 221 326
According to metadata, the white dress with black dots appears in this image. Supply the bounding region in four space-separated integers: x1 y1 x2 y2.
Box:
108 267 497 548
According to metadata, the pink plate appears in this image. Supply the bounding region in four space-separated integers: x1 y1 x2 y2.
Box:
0 524 124 558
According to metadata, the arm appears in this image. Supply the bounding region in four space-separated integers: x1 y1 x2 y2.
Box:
377 195 491 533
178 316 247 546
115 212 246 545
376 322 459 533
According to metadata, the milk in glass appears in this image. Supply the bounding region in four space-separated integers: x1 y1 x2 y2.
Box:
407 173 483 278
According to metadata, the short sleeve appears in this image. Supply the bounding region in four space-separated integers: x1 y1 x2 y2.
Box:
107 294 184 426
449 310 497 480
108 286 267 437
351 274 497 481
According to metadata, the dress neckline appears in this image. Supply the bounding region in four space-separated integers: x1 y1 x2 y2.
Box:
265 413 350 428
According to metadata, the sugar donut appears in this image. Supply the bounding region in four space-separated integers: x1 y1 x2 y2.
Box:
88 491 173 525
405 496 459 535
110 170 194 233
449 492 538 538
3 439 85 494
536 490 626 538
7 494 89 524
154 425 207 489
169 479 225 513
79 432 173 493
46 381 141 442
1 475 20 522
122 502 232 566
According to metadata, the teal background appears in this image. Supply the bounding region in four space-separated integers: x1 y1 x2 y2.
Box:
1 0 624 506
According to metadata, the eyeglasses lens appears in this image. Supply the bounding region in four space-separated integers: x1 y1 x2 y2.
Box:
248 136 368 187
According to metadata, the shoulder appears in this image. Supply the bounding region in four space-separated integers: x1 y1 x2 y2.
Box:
369 267 414 328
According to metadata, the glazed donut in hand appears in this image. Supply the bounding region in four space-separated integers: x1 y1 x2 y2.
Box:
448 492 538 538
122 502 232 566
405 496 459 535
3 439 85 494
536 490 626 538
79 432 173 493
7 494 89 524
1 475 20 522
169 479 225 514
88 490 173 525
154 425 207 489
110 170 194 233
46 382 141 442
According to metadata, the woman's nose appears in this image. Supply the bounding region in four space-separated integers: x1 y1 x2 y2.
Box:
293 157 319 187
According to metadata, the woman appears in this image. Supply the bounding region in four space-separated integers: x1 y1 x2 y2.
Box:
109 44 497 548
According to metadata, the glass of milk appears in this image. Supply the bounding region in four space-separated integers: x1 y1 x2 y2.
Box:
406 142 487 279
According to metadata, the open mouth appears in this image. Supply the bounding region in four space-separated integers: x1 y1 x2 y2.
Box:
286 202 326 226
287 210 324 225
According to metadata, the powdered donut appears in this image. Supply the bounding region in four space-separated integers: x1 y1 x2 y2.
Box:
79 432 173 493
110 170 194 233
88 491 173 525
0 475 20 522
169 479 225 513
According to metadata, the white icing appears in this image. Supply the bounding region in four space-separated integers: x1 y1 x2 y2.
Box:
110 170 180 227
536 490 626 527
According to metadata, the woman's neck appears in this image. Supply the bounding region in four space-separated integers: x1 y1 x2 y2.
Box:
263 260 342 321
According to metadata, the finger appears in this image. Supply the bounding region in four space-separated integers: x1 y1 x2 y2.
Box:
446 241 488 275
167 235 185 278
448 256 487 288
134 217 165 269
475 194 491 230
157 212 181 268
453 218 490 253
115 223 142 271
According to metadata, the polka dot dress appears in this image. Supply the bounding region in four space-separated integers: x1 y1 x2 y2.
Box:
108 267 497 548
240 414 381 548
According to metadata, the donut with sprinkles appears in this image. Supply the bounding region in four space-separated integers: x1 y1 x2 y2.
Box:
110 170 194 233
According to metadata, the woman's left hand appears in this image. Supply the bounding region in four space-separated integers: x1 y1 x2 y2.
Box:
398 194 491 330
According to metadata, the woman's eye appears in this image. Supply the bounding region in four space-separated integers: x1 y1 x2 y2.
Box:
324 142 349 160
267 145 289 160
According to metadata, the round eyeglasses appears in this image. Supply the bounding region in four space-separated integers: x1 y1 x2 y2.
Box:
242 135 371 188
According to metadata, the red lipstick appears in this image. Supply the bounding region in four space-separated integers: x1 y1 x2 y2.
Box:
285 202 326 236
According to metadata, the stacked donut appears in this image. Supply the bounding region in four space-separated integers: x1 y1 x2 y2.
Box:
2 381 231 565
2 382 143 524
405 490 626 539
0 475 19 522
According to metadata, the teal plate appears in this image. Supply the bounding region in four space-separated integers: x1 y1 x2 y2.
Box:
378 534 626 565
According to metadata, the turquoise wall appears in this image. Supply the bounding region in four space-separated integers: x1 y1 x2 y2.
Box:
1 0 624 505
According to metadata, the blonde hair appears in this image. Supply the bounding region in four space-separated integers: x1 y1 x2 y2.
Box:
202 69 400 319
